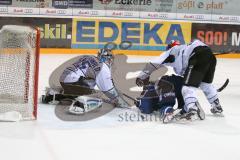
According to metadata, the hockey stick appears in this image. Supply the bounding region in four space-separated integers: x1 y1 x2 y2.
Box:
217 78 229 92
123 78 229 102
122 93 138 104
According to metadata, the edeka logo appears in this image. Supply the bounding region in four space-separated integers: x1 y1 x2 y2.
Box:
72 19 192 51
99 0 151 5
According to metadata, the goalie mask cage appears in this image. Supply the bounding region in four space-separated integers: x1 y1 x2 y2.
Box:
0 25 40 120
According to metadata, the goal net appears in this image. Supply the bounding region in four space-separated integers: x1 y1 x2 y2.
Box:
0 25 40 121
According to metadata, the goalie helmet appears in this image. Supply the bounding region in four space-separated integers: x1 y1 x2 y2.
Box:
97 48 114 66
166 40 180 50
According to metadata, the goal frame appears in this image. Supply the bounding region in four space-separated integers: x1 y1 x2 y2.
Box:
0 25 41 120
33 27 40 119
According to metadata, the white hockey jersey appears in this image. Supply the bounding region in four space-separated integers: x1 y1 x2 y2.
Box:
60 55 114 92
151 39 207 76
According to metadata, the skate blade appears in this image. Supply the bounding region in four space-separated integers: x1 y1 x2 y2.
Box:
178 113 199 121
212 113 224 117
162 109 183 124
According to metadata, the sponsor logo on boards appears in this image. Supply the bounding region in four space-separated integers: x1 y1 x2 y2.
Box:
72 19 192 51
52 0 93 9
52 0 68 9
99 0 151 5
0 0 12 5
177 0 225 10
154 0 174 12
40 24 69 40
14 0 49 8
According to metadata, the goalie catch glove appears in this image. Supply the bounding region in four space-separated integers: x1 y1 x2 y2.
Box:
136 76 150 87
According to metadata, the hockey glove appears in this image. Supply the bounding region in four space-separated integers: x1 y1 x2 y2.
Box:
136 77 150 87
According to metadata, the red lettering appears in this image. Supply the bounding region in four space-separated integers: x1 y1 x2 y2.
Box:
224 32 228 45
197 31 227 46
205 31 214 45
214 32 222 45
197 31 205 42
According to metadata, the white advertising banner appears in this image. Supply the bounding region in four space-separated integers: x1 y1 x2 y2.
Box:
1 0 240 23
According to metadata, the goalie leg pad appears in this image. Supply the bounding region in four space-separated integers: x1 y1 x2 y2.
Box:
68 96 103 115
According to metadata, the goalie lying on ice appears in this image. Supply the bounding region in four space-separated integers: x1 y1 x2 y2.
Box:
41 49 129 114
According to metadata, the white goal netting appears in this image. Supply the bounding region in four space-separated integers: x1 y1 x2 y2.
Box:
0 25 40 121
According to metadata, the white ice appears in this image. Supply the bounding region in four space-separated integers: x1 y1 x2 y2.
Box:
0 54 240 160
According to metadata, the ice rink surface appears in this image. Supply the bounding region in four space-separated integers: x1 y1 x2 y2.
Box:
0 54 240 160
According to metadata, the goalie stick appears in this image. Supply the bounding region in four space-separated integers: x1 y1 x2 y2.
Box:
122 93 138 104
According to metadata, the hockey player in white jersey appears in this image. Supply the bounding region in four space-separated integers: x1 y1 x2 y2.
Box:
42 48 129 114
136 39 223 121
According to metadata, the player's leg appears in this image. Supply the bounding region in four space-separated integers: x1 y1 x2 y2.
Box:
41 84 82 105
41 84 95 105
182 46 213 120
42 67 95 104
200 54 223 114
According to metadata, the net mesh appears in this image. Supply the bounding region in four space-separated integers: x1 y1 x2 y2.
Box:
0 25 39 120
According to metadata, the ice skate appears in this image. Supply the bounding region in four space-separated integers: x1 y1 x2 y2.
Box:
160 106 176 123
181 102 205 121
210 99 223 116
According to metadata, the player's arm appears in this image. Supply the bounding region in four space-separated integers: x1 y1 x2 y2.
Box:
136 51 171 86
96 63 129 108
